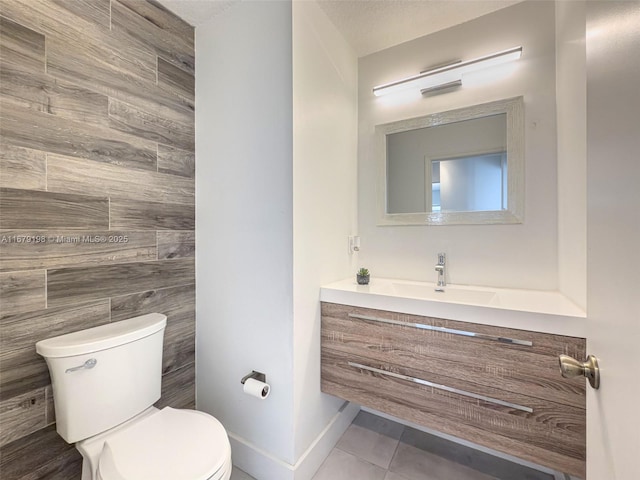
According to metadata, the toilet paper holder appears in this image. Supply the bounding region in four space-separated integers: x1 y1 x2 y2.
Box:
241 370 266 385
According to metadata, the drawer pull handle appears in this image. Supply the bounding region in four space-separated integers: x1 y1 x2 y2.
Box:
348 361 533 413
348 313 532 347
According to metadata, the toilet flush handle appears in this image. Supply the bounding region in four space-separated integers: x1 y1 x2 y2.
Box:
65 358 97 374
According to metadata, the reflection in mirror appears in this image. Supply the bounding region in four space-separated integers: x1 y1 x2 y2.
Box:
432 150 507 213
387 114 507 214
376 97 523 225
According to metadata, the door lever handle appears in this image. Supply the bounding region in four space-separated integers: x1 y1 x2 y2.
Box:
559 354 600 389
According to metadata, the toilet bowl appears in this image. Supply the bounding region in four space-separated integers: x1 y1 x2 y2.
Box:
90 407 232 480
35 313 231 480
74 406 232 480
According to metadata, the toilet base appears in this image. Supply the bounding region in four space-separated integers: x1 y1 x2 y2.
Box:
77 408 159 480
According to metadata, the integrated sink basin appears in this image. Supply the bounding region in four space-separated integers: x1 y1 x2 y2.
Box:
390 282 496 305
320 277 586 337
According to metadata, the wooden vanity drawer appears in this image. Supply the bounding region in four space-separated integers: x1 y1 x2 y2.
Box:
321 302 586 408
320 302 586 478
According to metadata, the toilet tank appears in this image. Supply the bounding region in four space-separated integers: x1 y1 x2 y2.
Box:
36 313 167 443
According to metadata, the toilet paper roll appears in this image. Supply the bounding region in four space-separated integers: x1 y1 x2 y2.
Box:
243 378 270 399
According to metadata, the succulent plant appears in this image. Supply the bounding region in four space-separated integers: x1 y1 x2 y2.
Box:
357 268 370 276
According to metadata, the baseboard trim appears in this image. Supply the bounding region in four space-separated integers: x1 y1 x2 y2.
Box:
293 402 360 480
228 432 294 480
229 402 359 480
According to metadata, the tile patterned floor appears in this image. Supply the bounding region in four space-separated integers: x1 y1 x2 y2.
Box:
230 466 256 480
230 411 574 480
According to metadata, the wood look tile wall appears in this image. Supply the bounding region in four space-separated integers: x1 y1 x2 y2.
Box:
0 1 195 478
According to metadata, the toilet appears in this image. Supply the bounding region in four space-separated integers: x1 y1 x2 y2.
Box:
36 313 232 480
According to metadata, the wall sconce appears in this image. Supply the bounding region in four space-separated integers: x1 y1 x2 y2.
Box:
372 46 522 97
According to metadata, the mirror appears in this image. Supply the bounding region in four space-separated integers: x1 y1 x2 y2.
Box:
376 97 524 225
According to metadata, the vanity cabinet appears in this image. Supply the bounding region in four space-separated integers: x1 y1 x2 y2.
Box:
320 302 586 478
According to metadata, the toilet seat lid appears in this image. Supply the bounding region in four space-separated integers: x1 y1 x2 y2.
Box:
98 407 230 480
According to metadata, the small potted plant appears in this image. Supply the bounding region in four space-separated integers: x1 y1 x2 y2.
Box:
356 268 370 285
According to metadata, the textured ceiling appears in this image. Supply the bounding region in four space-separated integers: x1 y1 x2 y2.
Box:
156 0 239 27
156 0 522 57
316 0 522 56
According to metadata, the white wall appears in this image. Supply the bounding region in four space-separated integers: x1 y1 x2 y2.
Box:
292 0 358 464
358 1 558 290
556 1 587 309
197 1 359 477
195 0 295 467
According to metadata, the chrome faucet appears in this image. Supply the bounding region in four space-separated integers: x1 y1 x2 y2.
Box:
435 253 446 287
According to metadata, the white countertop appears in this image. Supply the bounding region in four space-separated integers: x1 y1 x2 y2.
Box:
320 277 586 337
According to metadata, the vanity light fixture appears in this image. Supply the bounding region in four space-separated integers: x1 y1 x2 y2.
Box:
372 46 523 97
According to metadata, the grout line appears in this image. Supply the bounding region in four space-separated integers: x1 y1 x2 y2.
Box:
44 386 52 425
106 280 196 302
159 360 195 381
388 425 404 472
44 269 48 308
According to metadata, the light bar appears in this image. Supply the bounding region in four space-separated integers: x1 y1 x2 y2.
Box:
373 46 522 97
